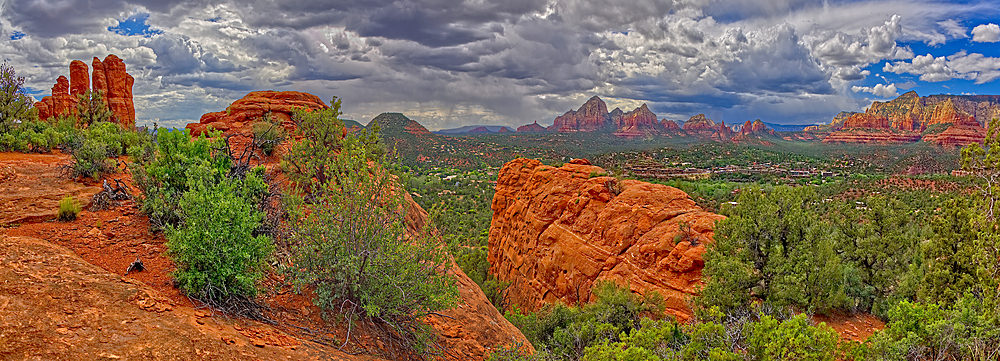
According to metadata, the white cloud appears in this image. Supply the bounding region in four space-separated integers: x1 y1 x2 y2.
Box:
884 51 1000 84
938 19 967 38
852 83 899 98
972 23 1000 42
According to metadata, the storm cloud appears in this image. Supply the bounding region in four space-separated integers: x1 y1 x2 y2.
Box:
2 0 998 128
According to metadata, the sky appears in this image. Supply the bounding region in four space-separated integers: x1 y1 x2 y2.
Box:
2 0 999 130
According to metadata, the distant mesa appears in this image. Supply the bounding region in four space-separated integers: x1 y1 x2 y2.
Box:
187 91 328 137
516 121 546 133
435 125 515 134
821 91 1000 146
33 55 135 126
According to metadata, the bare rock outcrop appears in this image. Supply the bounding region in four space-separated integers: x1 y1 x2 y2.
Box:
186 91 329 136
488 158 724 321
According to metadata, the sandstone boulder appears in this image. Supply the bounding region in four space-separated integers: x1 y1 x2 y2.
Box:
488 158 724 321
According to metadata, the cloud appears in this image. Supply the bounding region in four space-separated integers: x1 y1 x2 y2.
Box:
937 19 967 38
972 23 1000 42
884 51 1000 84
852 83 899 98
2 0 994 128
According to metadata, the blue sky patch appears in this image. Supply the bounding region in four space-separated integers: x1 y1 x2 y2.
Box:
108 13 163 37
9 31 25 40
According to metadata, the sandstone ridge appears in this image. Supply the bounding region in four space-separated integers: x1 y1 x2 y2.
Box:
488 158 725 321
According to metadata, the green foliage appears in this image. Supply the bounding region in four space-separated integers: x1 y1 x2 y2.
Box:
0 60 36 132
920 198 980 306
134 128 229 229
251 114 286 156
69 137 116 179
165 167 273 299
75 90 114 126
699 186 852 314
57 196 81 221
284 98 457 351
746 314 838 361
854 296 1000 360
505 282 664 361
487 342 543 361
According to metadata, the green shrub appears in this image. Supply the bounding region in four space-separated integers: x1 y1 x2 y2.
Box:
69 138 115 179
506 281 664 361
57 196 81 221
746 314 838 361
284 97 457 352
134 127 228 229
165 166 272 300
252 115 286 155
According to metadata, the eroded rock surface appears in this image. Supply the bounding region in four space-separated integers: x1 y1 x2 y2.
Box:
34 55 136 126
187 91 329 136
488 158 724 321
0 153 101 225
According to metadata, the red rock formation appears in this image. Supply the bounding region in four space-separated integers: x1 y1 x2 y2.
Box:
739 119 771 136
69 60 89 97
91 57 107 95
614 104 659 137
821 131 922 144
682 114 716 133
841 113 890 130
517 121 546 133
497 127 512 133
100 55 135 126
187 91 329 136
488 158 725 321
710 121 736 142
549 96 610 132
661 119 681 132
33 55 136 126
468 126 491 133
825 91 1000 145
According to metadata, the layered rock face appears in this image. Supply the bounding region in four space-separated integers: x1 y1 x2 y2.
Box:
682 114 716 134
489 158 725 321
613 104 660 137
824 91 1000 146
661 119 682 132
186 91 328 136
517 121 547 133
739 119 772 136
34 55 136 126
549 96 610 132
840 113 890 130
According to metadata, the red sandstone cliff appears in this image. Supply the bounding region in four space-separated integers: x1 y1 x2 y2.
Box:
613 104 660 137
34 55 136 126
682 114 716 134
549 96 610 132
825 91 1000 146
488 158 724 321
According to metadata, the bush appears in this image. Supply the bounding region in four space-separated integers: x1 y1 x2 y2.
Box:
134 127 228 230
252 115 286 156
284 97 457 352
69 138 116 179
505 281 664 361
165 166 273 300
57 196 81 221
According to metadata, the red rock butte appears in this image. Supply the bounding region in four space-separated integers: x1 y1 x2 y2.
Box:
186 91 329 136
34 55 136 126
488 158 725 321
